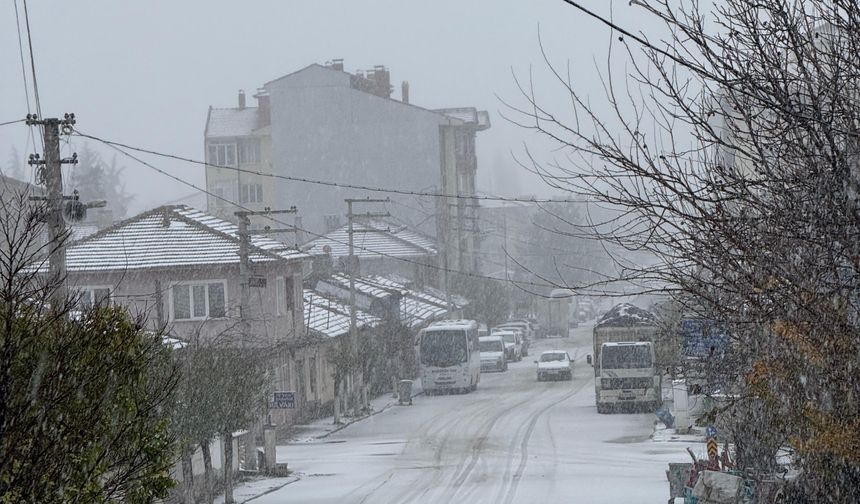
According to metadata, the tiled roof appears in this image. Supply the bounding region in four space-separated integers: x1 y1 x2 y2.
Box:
205 107 260 138
320 274 457 329
303 289 380 338
304 220 436 259
38 205 309 273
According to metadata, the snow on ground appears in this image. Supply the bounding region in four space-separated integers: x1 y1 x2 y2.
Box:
213 475 298 504
246 323 702 503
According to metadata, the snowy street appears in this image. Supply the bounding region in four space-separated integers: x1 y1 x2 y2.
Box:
264 324 690 503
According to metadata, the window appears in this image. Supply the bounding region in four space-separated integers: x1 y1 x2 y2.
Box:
207 143 237 167
171 281 226 320
238 139 262 165
74 286 111 310
240 183 263 204
276 276 293 316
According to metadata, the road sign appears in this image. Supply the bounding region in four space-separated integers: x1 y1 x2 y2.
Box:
270 391 296 409
707 438 718 460
706 425 717 438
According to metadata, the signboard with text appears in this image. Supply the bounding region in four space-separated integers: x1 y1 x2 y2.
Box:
270 391 296 409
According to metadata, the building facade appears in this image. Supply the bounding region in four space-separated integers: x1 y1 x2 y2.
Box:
204 60 489 274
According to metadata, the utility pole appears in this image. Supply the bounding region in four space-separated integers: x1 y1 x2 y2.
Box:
345 197 389 412
26 114 80 308
234 206 297 472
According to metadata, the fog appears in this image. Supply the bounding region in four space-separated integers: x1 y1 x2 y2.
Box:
1 0 660 214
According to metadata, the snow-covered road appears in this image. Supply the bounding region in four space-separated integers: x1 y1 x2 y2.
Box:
264 324 689 503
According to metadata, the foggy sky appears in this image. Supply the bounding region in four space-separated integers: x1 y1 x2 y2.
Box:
1 1 661 215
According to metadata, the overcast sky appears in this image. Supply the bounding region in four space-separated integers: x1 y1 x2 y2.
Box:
1 0 661 215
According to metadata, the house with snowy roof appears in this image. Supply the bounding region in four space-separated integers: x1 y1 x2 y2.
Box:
35 204 317 426
304 219 438 285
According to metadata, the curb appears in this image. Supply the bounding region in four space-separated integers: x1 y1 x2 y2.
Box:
241 476 300 503
315 390 425 440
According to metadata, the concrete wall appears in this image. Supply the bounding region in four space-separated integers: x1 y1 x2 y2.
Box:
266 65 451 238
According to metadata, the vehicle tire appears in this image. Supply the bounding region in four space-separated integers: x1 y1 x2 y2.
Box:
566 372 572 381
471 383 477 392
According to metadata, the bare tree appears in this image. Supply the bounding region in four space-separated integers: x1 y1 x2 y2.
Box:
508 0 860 500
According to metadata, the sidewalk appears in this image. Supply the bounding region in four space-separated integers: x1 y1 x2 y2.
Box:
214 475 299 504
286 379 424 443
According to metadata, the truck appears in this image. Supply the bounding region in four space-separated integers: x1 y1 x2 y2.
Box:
536 289 571 338
591 303 662 413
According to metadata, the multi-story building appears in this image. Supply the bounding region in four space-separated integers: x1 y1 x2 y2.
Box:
204 60 489 274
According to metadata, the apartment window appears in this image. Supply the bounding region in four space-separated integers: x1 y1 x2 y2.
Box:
276 276 294 316
73 286 111 310
240 183 263 204
207 143 237 167
171 281 226 320
238 139 262 165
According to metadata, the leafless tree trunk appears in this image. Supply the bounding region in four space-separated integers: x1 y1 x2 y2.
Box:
201 439 214 504
181 452 194 504
223 431 234 504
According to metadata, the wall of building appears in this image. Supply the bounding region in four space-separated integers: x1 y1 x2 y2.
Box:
65 259 304 347
266 65 451 239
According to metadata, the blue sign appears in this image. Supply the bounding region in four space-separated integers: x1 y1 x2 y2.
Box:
706 425 717 438
270 391 296 409
680 319 728 358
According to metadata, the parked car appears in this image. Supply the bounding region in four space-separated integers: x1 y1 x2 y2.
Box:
479 336 508 372
496 322 531 356
491 329 522 362
536 350 573 381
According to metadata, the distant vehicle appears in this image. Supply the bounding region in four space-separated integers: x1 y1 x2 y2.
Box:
419 320 481 394
491 329 522 362
477 323 489 338
591 304 661 413
546 290 571 338
536 351 573 381
479 336 508 372
495 321 531 356
525 317 542 338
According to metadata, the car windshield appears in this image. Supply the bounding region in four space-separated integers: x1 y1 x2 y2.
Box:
500 333 517 344
479 340 504 352
540 353 566 362
420 330 468 367
601 345 653 369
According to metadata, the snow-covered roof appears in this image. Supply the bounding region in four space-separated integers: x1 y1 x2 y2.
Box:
304 220 436 259
317 274 459 329
205 107 260 138
303 289 380 339
37 205 309 273
426 319 478 331
595 303 656 328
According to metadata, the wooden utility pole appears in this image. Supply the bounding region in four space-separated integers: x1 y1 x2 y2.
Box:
26 114 79 307
345 197 389 412
234 206 297 472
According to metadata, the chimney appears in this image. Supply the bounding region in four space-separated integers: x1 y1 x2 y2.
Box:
238 89 246 109
401 81 410 104
370 65 392 98
254 88 270 128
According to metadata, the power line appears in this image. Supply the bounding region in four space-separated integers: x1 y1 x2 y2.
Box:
73 130 588 205
21 0 42 119
97 138 565 290
0 119 26 128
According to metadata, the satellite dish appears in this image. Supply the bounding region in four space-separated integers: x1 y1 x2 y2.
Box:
63 200 87 223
